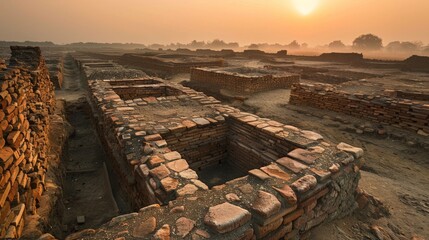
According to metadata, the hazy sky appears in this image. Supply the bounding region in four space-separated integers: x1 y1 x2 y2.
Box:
1 0 428 46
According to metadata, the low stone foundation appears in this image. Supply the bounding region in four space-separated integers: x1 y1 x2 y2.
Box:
290 83 429 134
190 67 300 94
119 54 224 75
0 46 55 238
74 62 364 239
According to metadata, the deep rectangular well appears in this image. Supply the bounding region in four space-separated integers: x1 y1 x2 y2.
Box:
163 117 296 187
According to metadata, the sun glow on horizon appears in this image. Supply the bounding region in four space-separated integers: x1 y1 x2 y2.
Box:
292 0 320 16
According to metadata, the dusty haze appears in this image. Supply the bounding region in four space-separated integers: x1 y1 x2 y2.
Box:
1 0 428 46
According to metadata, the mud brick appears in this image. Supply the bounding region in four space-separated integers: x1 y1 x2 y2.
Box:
260 164 291 181
182 120 197 129
287 148 318 164
0 171 11 188
204 202 251 234
7 181 19 202
0 201 10 223
283 208 304 224
144 134 162 141
251 191 281 218
148 155 165 168
10 203 24 226
6 131 20 145
276 157 308 173
0 182 11 207
0 147 14 162
149 165 171 180
254 217 282 238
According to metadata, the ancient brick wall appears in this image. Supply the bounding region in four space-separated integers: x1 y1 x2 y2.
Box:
394 90 429 102
163 123 229 170
119 54 224 75
46 58 64 89
78 68 363 239
190 68 300 94
290 83 429 134
0 46 55 238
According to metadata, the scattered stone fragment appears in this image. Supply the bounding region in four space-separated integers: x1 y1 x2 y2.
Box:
153 224 171 240
204 202 251 233
170 206 185 213
191 179 209 190
329 163 340 173
109 213 138 227
175 217 195 237
238 183 254 194
132 216 157 237
139 204 161 214
225 193 241 202
195 229 210 239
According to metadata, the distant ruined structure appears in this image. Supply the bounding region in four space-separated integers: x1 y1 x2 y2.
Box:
190 67 300 95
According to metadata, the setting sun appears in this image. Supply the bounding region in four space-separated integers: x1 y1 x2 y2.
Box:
292 0 320 15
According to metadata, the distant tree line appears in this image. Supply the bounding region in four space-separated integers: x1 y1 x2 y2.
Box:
1 35 429 54
327 34 427 53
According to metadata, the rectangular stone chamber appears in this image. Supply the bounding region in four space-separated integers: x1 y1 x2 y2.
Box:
162 117 295 188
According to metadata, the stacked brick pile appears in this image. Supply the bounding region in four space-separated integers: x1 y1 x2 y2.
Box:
290 83 429 134
0 46 55 238
190 67 300 94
